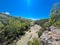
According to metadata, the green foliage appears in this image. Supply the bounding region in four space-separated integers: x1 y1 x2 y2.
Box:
27 38 42 45
27 41 32 45
53 22 60 27
49 3 60 26
21 23 27 30
0 22 4 30
0 14 32 45
7 17 21 32
38 28 44 37
32 38 42 45
35 19 49 28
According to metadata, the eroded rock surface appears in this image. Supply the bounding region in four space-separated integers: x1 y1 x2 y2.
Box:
40 26 60 45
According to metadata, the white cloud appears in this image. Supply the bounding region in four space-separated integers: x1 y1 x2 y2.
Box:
4 12 10 15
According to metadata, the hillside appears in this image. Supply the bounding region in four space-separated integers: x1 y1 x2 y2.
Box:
0 3 60 45
37 3 60 45
35 19 49 28
0 13 32 24
0 13 16 24
49 3 60 27
0 13 33 45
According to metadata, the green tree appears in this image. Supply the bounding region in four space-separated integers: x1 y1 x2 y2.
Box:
5 17 21 39
49 3 60 26
0 22 4 30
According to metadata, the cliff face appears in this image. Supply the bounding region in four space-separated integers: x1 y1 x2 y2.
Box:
40 26 60 45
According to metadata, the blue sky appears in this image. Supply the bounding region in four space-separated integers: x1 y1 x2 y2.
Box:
0 0 60 20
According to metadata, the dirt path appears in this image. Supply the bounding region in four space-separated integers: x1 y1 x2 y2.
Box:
16 25 41 45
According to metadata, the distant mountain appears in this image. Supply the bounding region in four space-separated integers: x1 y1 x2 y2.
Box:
35 19 49 27
35 3 60 27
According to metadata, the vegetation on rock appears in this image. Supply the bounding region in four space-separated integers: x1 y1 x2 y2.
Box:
27 38 42 45
0 13 33 45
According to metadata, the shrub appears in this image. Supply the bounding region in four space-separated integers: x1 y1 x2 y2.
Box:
27 38 42 45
